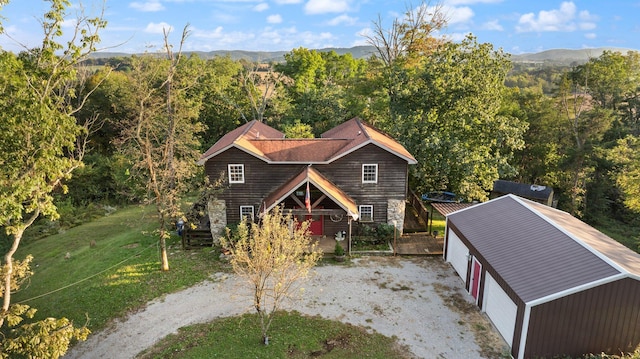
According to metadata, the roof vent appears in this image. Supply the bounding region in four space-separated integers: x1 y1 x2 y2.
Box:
530 185 546 191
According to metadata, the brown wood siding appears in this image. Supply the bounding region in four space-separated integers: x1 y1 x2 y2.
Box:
205 144 409 226
316 144 409 226
525 278 640 359
205 147 309 224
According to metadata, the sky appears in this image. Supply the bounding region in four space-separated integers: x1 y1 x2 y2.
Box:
0 0 638 55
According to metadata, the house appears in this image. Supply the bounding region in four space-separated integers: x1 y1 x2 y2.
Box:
443 194 640 359
490 179 556 207
197 117 417 242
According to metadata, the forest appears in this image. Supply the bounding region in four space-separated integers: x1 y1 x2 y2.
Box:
70 40 640 244
0 1 639 356
1 3 639 249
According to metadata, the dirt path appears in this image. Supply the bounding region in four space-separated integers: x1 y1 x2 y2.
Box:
65 257 503 359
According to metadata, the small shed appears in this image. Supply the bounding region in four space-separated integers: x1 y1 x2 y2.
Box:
491 180 555 207
443 194 640 359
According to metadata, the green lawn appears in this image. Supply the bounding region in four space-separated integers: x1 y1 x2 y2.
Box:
10 204 411 358
12 205 227 331
137 311 410 359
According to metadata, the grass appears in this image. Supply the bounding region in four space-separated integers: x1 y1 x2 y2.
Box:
137 311 411 359
592 216 640 253
428 207 446 236
10 204 412 358
12 204 228 331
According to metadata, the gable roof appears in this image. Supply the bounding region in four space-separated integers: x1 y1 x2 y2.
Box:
447 194 640 304
197 118 417 165
258 166 359 220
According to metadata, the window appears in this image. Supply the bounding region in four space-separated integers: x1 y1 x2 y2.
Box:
228 164 244 183
359 205 373 222
240 206 254 221
362 164 378 183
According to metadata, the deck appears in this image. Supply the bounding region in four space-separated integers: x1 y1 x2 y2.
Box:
313 232 443 256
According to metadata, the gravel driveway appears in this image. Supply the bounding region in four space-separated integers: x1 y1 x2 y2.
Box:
65 256 506 359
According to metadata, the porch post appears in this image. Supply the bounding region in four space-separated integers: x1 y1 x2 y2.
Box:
348 217 352 255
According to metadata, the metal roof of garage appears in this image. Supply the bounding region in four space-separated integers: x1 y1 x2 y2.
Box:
447 194 640 304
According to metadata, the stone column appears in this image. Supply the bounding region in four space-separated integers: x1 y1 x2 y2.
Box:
387 199 405 234
207 199 226 244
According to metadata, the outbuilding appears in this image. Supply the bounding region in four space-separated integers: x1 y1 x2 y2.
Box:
443 194 640 359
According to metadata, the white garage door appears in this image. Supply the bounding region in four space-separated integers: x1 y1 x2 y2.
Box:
446 230 469 280
484 272 517 346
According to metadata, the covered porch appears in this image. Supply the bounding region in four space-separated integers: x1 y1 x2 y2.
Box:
259 165 358 239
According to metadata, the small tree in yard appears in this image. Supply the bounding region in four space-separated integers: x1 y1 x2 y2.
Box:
221 206 322 345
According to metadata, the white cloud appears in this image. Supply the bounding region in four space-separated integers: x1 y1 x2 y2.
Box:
144 22 173 34
516 1 598 33
516 2 577 32
212 12 239 24
444 6 474 25
579 22 596 31
447 32 471 42
130 1 165 12
305 0 350 15
481 19 503 31
192 26 256 47
274 0 302 4
267 14 283 24
584 33 596 39
254 3 269 12
327 14 358 26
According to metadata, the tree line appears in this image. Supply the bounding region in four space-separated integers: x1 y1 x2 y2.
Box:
1 1 639 357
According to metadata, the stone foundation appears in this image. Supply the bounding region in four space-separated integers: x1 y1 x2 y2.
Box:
207 199 226 244
387 199 406 234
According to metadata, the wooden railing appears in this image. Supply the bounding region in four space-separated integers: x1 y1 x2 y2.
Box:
181 229 214 249
408 189 429 232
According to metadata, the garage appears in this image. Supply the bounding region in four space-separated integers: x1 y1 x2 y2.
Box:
443 194 640 359
444 229 468 279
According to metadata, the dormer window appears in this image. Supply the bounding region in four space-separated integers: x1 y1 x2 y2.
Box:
362 164 378 183
228 164 245 183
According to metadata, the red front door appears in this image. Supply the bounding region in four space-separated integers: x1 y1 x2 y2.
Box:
470 257 482 302
296 207 323 235
306 212 323 235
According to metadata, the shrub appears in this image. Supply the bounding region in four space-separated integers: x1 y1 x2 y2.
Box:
334 242 345 256
376 223 396 240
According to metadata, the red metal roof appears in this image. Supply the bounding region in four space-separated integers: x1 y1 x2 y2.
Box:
447 195 638 304
431 202 477 216
258 166 358 220
198 117 417 165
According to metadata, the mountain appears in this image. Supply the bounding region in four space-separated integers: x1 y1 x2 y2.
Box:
91 46 637 65
90 46 378 63
510 47 636 65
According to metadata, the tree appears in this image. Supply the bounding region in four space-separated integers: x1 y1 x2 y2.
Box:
196 56 246 150
275 48 367 134
0 0 105 357
364 0 447 130
281 120 314 138
397 35 526 201
116 26 204 271
505 87 564 186
238 61 283 123
555 70 615 217
220 206 322 345
607 135 640 214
